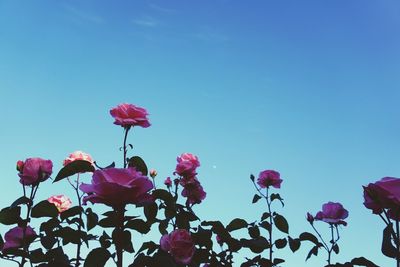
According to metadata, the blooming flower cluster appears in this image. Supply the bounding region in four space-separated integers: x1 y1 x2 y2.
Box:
174 153 206 205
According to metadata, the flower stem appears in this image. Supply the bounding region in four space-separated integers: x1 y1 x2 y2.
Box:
265 187 273 264
396 219 400 267
123 127 130 168
115 207 125 267
75 174 83 267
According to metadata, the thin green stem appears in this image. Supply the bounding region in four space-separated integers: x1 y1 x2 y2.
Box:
123 127 130 168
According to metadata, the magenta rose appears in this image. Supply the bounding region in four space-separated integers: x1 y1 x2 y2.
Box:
17 157 53 185
174 153 200 178
314 202 349 226
363 177 400 219
110 103 150 128
257 170 282 189
80 167 153 207
2 226 36 251
160 229 195 264
164 177 172 187
63 151 94 166
181 179 206 205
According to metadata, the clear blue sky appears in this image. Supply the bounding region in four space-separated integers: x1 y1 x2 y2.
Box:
0 1 399 266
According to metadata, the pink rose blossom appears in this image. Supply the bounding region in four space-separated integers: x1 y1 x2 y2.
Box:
48 195 72 213
363 177 400 219
110 103 150 128
181 178 206 205
160 229 195 265
2 226 36 251
174 153 200 178
80 167 153 207
314 202 348 226
63 151 94 166
18 158 53 185
257 170 282 189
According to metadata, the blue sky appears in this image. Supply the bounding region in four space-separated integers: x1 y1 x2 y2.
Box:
0 0 399 266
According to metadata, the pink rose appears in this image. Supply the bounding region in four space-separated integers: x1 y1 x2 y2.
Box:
63 151 94 166
257 170 282 189
174 153 200 178
48 195 72 213
18 158 53 185
110 103 150 128
363 177 400 219
160 229 195 265
314 202 348 226
181 178 206 205
2 226 36 251
80 167 153 207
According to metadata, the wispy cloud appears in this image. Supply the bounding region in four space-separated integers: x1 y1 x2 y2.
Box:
193 31 229 43
148 3 176 14
132 16 159 27
63 4 104 24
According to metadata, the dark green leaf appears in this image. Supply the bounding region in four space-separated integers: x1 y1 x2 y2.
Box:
31 200 59 218
299 232 319 244
382 223 397 259
84 248 110 267
0 206 21 225
306 245 319 261
86 208 98 231
273 258 285 265
144 202 158 222
60 206 82 221
136 241 158 256
11 196 30 208
128 156 148 176
54 160 95 182
333 243 339 254
125 219 150 234
252 194 262 204
275 238 287 249
350 257 379 267
226 218 248 232
288 236 301 252
248 226 260 239
261 212 270 221
273 214 289 234
270 193 284 207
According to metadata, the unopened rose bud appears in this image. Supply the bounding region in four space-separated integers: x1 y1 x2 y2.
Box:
164 177 172 187
216 235 223 246
150 169 157 178
16 160 24 172
174 178 180 186
306 212 314 224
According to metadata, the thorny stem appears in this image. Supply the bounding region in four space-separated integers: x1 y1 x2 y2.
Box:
396 219 400 267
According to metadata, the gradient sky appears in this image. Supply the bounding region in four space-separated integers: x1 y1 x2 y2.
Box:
0 1 399 266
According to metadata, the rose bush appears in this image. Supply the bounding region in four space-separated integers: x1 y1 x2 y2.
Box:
0 102 384 267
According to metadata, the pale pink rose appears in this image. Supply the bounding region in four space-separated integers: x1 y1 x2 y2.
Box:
63 151 94 166
110 103 150 128
48 195 72 213
150 169 157 178
177 153 200 168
